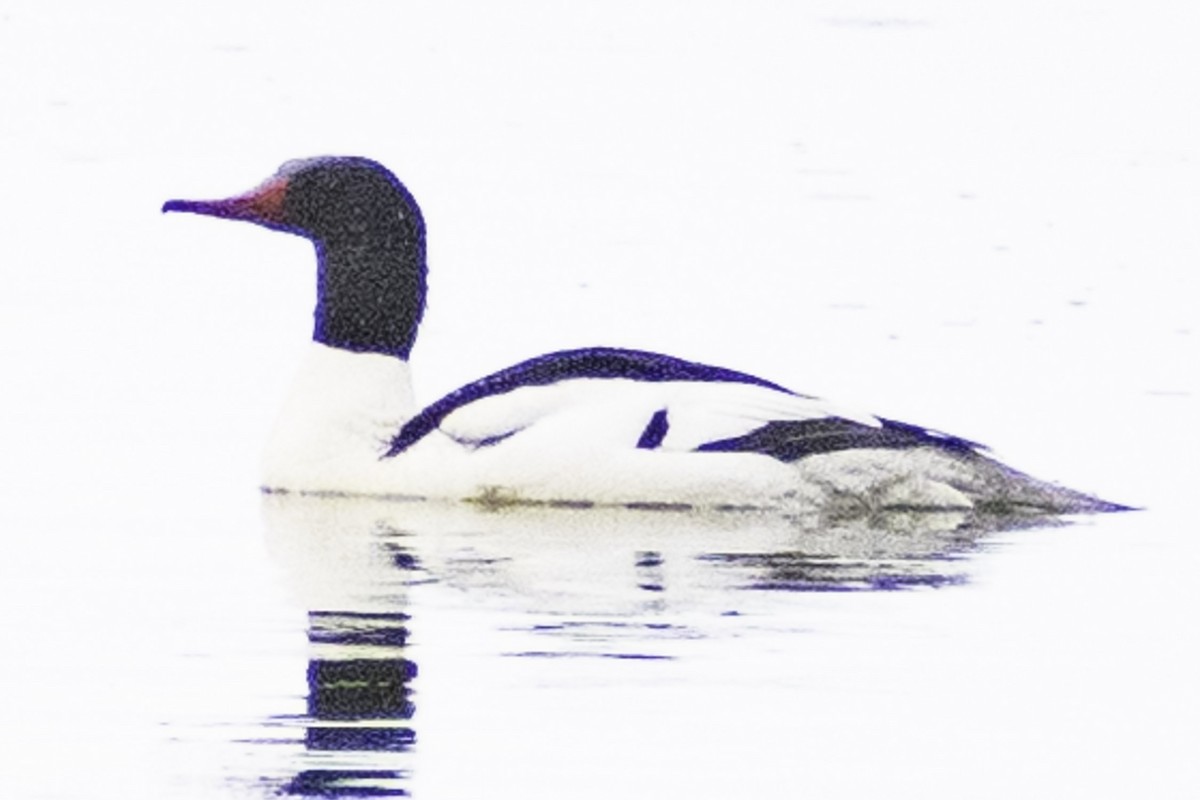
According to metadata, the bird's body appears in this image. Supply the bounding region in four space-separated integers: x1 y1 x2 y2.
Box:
164 157 1124 515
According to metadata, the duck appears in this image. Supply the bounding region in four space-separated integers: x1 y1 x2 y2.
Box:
163 156 1125 514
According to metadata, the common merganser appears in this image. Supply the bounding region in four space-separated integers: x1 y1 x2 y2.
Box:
163 156 1125 514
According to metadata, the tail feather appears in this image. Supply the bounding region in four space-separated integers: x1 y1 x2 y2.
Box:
697 416 1130 514
789 446 1130 515
949 450 1132 514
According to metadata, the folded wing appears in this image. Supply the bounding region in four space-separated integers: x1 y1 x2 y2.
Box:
386 347 981 462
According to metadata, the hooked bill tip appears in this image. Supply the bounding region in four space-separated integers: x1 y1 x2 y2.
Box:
162 198 233 216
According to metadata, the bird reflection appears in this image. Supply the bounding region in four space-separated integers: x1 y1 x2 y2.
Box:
263 501 422 798
258 493 1070 794
282 614 416 797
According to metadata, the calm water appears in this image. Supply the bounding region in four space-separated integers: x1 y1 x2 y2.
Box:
4 484 1187 800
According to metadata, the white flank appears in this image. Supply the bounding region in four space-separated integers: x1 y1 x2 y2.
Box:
258 345 1089 513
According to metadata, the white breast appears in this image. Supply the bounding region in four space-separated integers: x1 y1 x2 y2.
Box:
262 344 414 490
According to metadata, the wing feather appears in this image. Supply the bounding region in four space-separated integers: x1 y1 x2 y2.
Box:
385 347 982 462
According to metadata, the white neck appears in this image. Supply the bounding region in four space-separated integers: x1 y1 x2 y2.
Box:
262 343 415 492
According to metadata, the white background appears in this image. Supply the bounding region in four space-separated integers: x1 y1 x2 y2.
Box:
1 2 1197 798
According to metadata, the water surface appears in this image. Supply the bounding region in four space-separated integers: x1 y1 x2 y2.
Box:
83 494 1177 800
